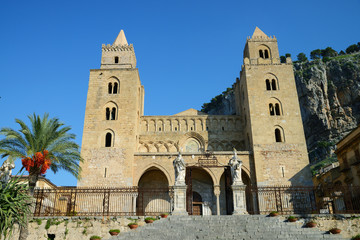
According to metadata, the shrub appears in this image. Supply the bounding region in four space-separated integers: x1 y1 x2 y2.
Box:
352 234 360 239
90 236 101 240
109 229 120 233
128 222 138 226
0 176 32 239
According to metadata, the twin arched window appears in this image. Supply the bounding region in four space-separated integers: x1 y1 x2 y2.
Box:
106 107 116 120
108 82 119 94
266 79 277 90
269 103 281 116
259 49 269 59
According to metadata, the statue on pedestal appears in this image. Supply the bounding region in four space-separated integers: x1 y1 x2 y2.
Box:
0 159 15 184
173 151 186 185
228 148 243 185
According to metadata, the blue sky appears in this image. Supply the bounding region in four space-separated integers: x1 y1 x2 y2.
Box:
1 0 359 186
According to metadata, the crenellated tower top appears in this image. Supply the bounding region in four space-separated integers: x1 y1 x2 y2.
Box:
100 30 137 69
243 27 281 65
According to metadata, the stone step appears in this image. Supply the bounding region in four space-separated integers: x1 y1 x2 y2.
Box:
107 215 346 240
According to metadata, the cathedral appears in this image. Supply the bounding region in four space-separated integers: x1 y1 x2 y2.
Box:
78 27 312 215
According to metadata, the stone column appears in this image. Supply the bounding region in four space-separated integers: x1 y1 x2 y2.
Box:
213 185 221 215
132 193 138 215
231 184 248 215
172 184 188 215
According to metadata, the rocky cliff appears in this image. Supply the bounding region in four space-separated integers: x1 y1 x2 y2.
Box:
201 53 360 163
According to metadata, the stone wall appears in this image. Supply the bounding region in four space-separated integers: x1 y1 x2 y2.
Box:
9 216 147 240
279 214 360 239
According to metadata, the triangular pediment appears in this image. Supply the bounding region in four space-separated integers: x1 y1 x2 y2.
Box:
174 108 206 116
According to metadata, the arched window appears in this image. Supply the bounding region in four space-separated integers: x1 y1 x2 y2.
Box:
275 103 281 116
264 50 269 59
275 128 283 142
105 132 112 147
266 79 271 90
106 108 110 120
269 104 275 116
114 56 119 63
113 82 118 94
111 107 116 120
271 79 277 90
108 83 112 94
259 50 264 58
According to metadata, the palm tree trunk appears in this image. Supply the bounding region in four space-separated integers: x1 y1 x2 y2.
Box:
19 174 38 240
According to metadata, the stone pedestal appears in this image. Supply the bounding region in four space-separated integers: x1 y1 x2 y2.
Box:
172 184 188 215
231 184 248 215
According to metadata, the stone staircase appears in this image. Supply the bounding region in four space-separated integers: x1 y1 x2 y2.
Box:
107 215 346 240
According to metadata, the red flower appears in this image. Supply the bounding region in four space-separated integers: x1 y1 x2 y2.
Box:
21 150 51 175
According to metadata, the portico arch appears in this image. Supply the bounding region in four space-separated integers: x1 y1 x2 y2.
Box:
135 163 172 187
186 167 215 215
136 166 171 215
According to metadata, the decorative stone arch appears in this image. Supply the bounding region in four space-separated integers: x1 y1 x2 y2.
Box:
104 101 118 120
267 97 283 116
148 119 156 132
165 119 171 132
258 44 271 59
264 73 279 90
138 142 149 152
107 76 120 94
157 119 164 132
172 119 179 131
155 142 167 153
180 132 206 152
195 118 203 131
135 163 172 187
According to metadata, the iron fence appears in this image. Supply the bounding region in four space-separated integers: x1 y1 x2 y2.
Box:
32 185 360 216
246 185 360 215
33 187 173 217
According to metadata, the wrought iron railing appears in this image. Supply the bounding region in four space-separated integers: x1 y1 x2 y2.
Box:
33 187 173 217
32 185 360 216
246 185 360 215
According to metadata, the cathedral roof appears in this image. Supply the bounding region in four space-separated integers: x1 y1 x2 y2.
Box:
113 29 128 46
173 108 206 116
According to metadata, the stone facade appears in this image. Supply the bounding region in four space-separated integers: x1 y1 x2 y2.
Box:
334 124 360 185
78 27 312 215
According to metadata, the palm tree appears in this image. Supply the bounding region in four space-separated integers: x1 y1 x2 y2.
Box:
0 113 83 240
0 113 83 195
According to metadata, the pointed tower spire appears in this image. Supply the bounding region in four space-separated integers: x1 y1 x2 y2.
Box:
113 30 128 46
252 27 268 38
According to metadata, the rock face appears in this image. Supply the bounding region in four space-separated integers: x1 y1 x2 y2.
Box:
201 53 360 163
294 54 360 162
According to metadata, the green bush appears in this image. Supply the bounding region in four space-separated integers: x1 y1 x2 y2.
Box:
128 222 138 226
352 234 360 239
109 229 120 233
90 235 101 240
0 176 32 239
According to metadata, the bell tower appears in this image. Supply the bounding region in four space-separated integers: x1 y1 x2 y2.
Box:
234 27 312 186
78 30 144 187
